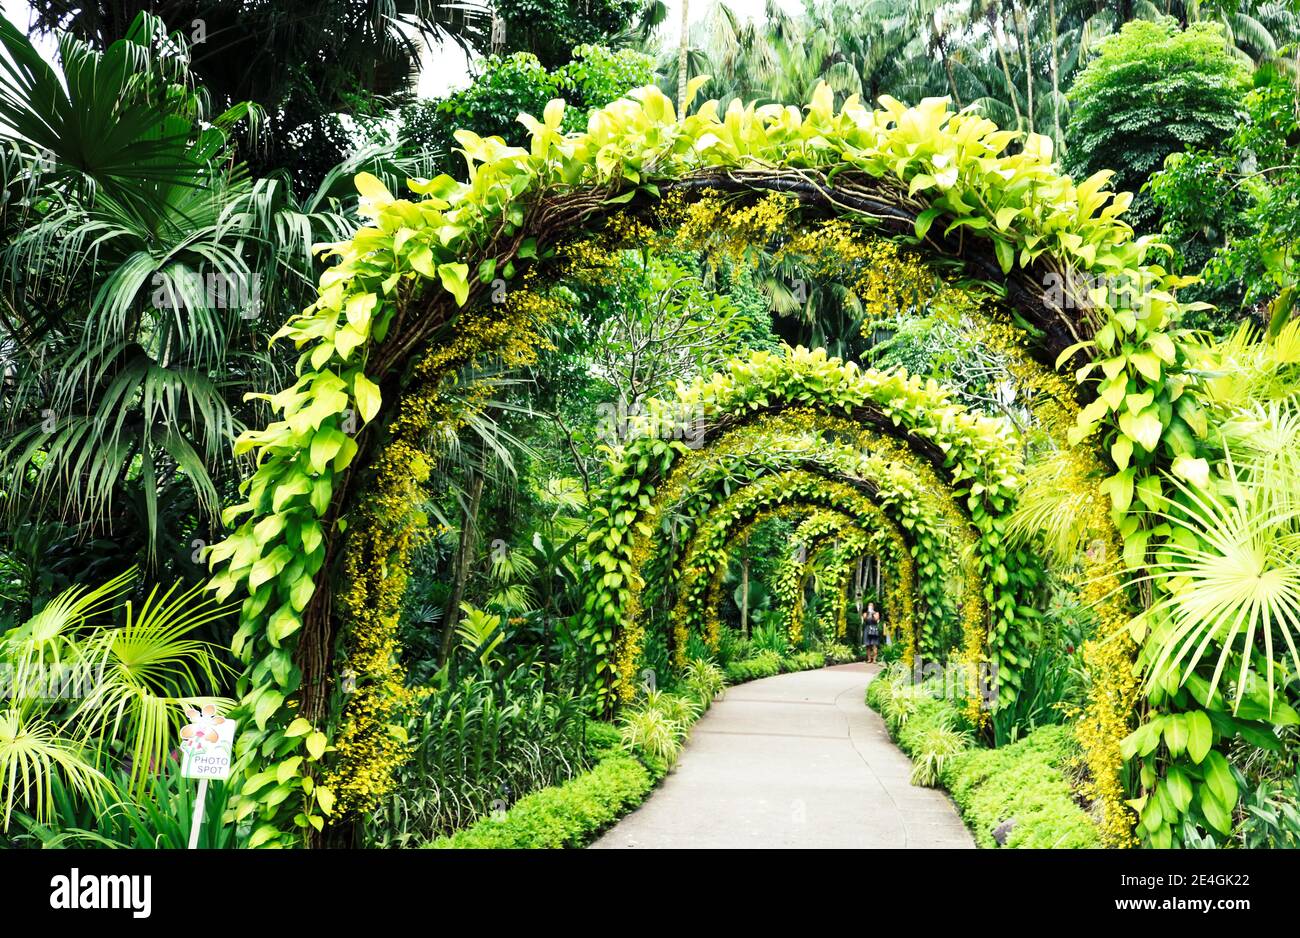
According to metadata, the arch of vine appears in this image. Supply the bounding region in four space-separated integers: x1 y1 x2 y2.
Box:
692 494 919 652
626 406 986 677
769 511 909 646
206 84 1201 848
669 460 958 661
727 508 906 646
585 350 1031 703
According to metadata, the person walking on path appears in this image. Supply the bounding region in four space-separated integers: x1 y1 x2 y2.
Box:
860 602 883 663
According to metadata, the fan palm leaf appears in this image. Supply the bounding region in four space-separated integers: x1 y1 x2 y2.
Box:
72 579 233 795
0 708 107 831
0 566 135 702
1140 451 1300 712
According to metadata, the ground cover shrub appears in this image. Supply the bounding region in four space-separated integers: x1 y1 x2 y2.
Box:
750 622 790 657
782 650 826 672
908 722 974 788
426 755 653 849
723 650 783 683
716 629 752 667
823 642 860 664
939 725 1100 848
584 721 623 759
867 666 1098 846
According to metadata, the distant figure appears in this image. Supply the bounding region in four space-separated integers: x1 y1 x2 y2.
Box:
860 602 883 663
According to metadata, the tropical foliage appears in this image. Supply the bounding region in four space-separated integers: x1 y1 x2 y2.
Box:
5 0 1300 859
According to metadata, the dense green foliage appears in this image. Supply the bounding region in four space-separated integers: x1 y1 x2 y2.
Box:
426 754 652 848
399 45 654 174
492 0 648 68
6 0 1300 856
25 0 489 190
1064 18 1250 231
0 14 426 592
941 726 1100 849
867 665 1098 848
1150 70 1300 327
364 656 593 846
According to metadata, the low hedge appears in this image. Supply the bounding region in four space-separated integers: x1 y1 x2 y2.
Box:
724 651 782 683
938 725 1100 849
866 670 1099 848
427 755 653 849
784 650 826 672
723 649 827 684
584 719 623 758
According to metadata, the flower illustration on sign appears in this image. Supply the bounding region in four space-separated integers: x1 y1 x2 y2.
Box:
180 704 226 753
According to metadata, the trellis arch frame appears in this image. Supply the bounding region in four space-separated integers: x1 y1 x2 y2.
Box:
769 510 902 646
583 348 1033 704
669 459 955 666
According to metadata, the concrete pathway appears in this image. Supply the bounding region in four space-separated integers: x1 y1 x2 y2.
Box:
591 663 975 849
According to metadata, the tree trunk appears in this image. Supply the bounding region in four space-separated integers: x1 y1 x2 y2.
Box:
1049 0 1063 155
1014 1 1034 132
740 557 750 637
677 0 690 115
993 14 1024 130
439 467 485 663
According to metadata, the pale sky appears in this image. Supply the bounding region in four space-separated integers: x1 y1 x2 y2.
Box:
420 0 799 97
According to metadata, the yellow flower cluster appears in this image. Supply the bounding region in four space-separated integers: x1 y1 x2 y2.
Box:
1077 545 1139 848
777 220 938 324
675 190 796 263
323 276 562 817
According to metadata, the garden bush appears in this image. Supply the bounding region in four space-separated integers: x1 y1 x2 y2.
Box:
585 721 623 759
939 726 1100 849
783 650 826 672
866 669 1098 846
426 755 652 849
365 658 592 845
723 650 784 684
823 642 860 665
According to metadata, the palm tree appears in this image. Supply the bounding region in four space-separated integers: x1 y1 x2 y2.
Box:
0 567 230 825
24 1 492 189
0 13 431 568
678 0 692 113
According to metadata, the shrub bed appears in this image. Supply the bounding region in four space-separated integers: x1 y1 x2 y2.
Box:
866 665 1099 848
722 649 827 684
938 726 1100 848
427 755 653 848
432 655 838 847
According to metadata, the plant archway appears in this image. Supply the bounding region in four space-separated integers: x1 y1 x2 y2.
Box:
806 538 881 647
645 420 982 668
668 458 954 663
643 406 985 673
583 348 1030 703
769 510 909 647
206 83 1200 847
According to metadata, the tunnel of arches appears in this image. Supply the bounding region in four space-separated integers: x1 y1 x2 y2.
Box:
207 86 1201 848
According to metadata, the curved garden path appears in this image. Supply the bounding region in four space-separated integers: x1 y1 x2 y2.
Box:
591 663 975 849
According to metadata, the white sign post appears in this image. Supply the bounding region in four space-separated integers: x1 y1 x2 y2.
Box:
179 705 237 849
